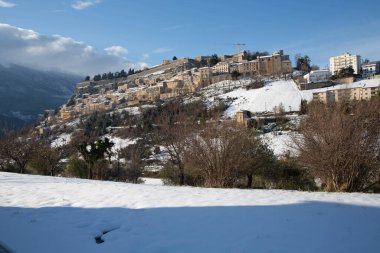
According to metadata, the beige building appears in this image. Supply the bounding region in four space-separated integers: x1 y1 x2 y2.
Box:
198 67 213 87
313 81 380 103
212 62 230 74
237 60 259 77
257 53 292 76
329 52 361 75
236 110 253 128
60 109 74 121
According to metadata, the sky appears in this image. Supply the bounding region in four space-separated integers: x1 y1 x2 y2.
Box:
0 0 380 76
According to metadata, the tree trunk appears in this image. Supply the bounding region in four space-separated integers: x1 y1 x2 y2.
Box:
88 163 93 179
179 164 185 186
246 174 253 188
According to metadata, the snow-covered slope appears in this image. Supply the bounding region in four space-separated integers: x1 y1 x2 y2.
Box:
1 172 380 253
215 78 380 118
212 80 308 117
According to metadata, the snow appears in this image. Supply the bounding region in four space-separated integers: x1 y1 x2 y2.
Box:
261 131 297 157
219 80 306 117
309 78 380 92
1 172 380 253
103 135 138 154
51 133 72 148
141 177 163 186
203 78 379 118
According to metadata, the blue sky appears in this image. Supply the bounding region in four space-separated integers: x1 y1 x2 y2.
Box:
1 0 380 75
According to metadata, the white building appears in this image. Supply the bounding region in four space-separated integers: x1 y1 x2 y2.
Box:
329 53 361 75
362 61 380 78
303 70 331 83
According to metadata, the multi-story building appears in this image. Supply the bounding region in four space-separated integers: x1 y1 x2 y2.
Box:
312 80 380 103
329 53 361 75
198 67 212 87
237 60 259 77
362 61 380 78
257 52 292 76
60 109 74 121
212 62 230 74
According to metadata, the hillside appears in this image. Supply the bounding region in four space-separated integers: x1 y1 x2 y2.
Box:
0 172 380 253
0 64 80 128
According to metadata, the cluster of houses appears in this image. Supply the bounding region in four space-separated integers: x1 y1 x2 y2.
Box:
57 49 380 122
59 50 293 121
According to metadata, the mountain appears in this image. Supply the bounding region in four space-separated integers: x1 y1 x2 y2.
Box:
0 64 81 129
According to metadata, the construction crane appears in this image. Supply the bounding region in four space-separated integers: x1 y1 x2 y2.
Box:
232 43 246 53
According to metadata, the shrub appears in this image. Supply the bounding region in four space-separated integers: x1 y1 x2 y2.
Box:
65 155 88 178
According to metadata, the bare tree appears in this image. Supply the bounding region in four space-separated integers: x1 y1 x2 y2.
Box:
0 135 37 174
292 101 380 192
154 102 194 185
30 141 67 176
124 143 145 184
186 123 250 188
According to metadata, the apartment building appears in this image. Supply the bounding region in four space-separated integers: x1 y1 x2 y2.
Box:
329 53 361 75
312 81 380 103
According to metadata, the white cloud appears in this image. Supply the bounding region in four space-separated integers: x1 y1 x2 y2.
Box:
143 53 150 59
71 0 101 10
153 47 174 54
0 0 15 8
104 45 128 56
0 23 146 76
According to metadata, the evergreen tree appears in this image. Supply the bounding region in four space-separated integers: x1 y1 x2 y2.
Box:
107 72 114 79
93 74 101 81
78 138 114 179
209 54 219 67
120 69 127 77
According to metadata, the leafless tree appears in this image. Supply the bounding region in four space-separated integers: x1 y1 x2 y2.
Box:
292 101 380 192
30 141 67 176
186 122 250 188
154 102 194 185
0 134 37 174
124 143 145 184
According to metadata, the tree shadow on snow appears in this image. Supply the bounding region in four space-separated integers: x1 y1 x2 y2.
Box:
0 201 380 253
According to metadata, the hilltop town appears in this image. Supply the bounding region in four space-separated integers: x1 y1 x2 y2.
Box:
52 50 380 126
57 50 293 121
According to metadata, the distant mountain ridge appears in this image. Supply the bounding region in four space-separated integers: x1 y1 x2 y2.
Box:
0 64 81 128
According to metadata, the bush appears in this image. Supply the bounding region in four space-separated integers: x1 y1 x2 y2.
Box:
293 101 380 192
65 155 88 178
160 162 203 186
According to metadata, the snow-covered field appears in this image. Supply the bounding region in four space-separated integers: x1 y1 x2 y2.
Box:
1 172 380 253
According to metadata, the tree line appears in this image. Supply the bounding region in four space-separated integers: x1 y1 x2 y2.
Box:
0 98 379 192
85 68 143 82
